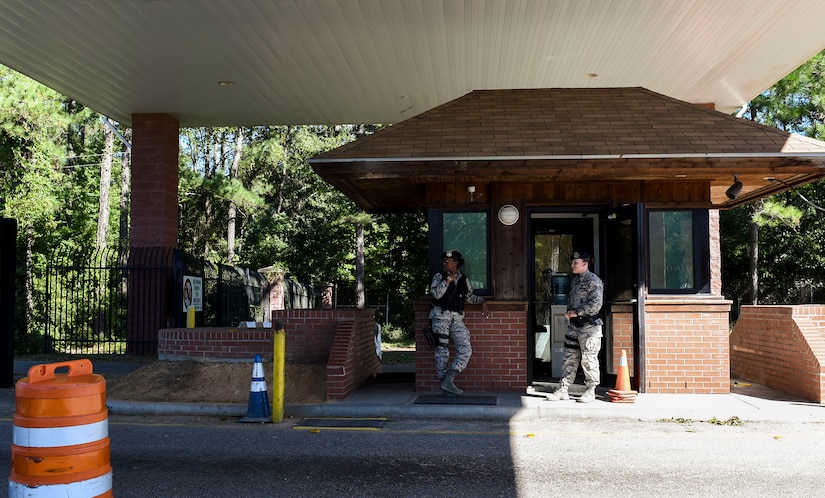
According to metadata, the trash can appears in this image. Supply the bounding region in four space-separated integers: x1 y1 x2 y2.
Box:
9 359 112 497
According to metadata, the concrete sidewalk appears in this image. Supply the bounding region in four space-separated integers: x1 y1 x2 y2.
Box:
103 377 825 424
6 360 825 423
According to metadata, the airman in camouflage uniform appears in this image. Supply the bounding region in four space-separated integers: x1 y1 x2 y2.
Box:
545 250 603 403
430 250 490 395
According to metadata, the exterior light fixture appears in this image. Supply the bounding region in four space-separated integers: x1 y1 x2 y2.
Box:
725 175 743 200
498 204 519 226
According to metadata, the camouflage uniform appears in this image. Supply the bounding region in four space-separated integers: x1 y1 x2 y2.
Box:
558 269 604 391
429 270 485 379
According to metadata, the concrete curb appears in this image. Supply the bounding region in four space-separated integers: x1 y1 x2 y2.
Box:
107 399 247 417
106 394 825 423
104 398 714 422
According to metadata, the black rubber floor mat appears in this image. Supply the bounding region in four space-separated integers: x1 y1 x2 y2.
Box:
293 417 388 431
413 395 498 405
372 371 415 384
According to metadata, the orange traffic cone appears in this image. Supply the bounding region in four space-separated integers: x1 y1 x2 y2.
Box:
239 354 272 423
607 349 638 403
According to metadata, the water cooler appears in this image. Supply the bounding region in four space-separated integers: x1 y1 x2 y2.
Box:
547 272 570 378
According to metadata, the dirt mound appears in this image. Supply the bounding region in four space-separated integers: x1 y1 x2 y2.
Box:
106 360 326 404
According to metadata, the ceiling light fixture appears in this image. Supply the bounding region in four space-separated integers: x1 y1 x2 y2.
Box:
217 80 235 86
725 175 743 200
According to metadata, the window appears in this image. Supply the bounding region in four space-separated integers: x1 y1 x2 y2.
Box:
647 209 709 294
429 210 490 294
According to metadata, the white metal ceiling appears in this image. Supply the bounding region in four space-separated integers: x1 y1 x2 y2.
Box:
1 1 824 127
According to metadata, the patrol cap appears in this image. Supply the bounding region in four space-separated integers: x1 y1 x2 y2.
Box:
570 250 592 261
442 250 465 266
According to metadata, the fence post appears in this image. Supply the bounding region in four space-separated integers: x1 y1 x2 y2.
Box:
173 249 184 328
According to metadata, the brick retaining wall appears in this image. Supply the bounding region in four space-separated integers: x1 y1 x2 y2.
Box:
731 305 825 403
158 308 380 400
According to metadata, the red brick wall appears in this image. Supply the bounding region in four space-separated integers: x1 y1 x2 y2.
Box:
272 309 380 400
158 309 381 400
415 298 731 395
606 303 635 376
158 327 273 360
643 299 731 394
415 300 529 392
731 305 825 403
325 311 382 399
130 113 179 248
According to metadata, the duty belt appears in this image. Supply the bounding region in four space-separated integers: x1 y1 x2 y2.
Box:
569 315 598 327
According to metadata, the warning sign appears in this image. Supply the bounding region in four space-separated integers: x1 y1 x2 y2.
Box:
182 275 203 312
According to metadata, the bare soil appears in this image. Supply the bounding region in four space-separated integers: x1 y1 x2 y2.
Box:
106 361 327 404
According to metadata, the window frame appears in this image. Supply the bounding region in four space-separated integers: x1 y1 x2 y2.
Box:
646 208 710 294
428 209 491 296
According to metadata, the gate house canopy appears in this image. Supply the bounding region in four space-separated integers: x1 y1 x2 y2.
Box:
2 1 825 129
311 88 825 212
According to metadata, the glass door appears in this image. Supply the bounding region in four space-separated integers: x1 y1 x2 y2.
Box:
529 214 596 383
601 203 644 391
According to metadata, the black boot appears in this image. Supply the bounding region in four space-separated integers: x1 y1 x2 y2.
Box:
440 369 464 395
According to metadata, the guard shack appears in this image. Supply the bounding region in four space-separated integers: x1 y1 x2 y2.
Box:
311 87 825 394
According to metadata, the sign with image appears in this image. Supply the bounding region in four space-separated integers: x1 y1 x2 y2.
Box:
182 275 203 312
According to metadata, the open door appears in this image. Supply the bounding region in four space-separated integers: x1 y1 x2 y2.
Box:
601 203 645 392
528 213 597 383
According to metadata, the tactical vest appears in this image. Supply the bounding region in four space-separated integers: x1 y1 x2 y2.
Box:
432 272 469 313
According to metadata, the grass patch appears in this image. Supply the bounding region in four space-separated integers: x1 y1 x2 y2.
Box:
665 416 744 426
381 350 415 364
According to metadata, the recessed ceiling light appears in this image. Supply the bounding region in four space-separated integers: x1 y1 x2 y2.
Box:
675 174 687 178
584 73 598 78
218 80 235 86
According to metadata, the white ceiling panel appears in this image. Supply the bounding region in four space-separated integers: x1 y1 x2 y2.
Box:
1 0 824 127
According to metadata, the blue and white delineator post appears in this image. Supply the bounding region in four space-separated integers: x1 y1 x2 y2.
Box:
239 354 272 423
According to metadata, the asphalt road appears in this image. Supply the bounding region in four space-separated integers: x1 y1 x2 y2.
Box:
4 413 822 497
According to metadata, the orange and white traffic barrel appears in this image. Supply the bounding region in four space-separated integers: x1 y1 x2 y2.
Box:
9 359 113 497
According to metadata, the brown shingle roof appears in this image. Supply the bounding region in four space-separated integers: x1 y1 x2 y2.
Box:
316 88 825 159
311 88 825 211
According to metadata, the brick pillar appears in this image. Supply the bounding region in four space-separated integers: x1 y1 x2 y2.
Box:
128 114 179 354
130 113 179 247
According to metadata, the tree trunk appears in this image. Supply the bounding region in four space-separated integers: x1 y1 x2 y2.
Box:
749 210 759 305
118 128 132 247
118 127 132 298
277 126 292 214
227 127 244 265
96 118 114 251
355 214 365 309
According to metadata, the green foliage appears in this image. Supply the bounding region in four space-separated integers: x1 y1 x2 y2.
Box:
179 123 429 332
723 49 825 311
753 199 802 228
1 63 429 351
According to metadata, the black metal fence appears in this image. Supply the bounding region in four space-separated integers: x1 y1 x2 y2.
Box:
45 247 274 355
